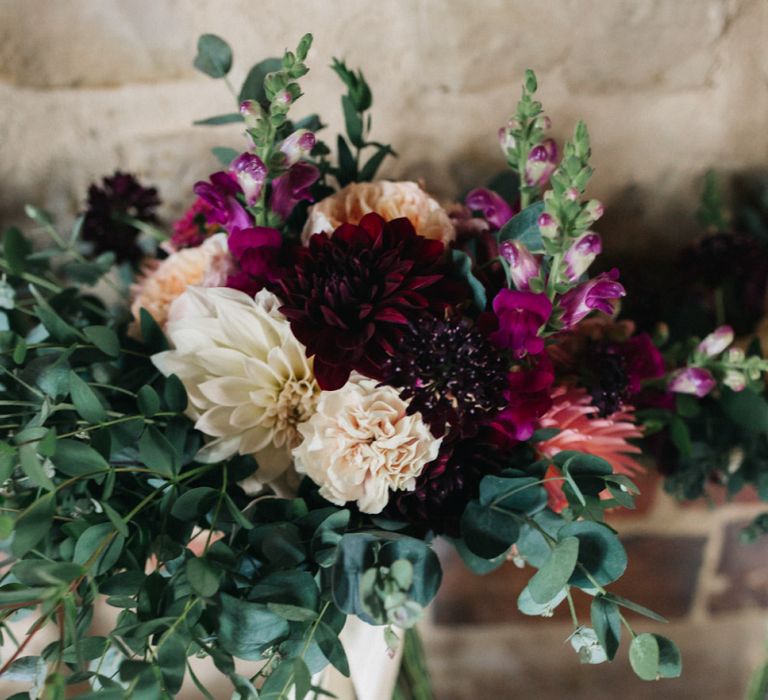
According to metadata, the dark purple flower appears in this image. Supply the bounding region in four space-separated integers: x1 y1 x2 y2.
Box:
193 172 252 234
563 231 601 281
668 367 716 397
387 437 508 536
487 356 554 443
228 226 284 284
81 171 160 266
231 153 267 206
489 289 552 357
386 316 509 438
465 188 517 229
278 213 451 390
525 138 558 187
271 162 320 221
559 268 625 328
170 197 221 250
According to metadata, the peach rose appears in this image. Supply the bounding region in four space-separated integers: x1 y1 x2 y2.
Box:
301 181 455 246
129 233 231 334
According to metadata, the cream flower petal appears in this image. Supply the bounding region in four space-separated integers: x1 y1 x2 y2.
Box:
152 287 320 488
292 374 441 514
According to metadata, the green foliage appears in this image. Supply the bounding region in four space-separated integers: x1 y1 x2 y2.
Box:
497 202 546 252
193 34 233 78
696 169 728 231
328 58 396 186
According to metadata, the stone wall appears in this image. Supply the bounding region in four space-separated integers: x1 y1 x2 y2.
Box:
2 0 768 259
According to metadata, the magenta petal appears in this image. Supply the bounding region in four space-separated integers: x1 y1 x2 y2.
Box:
465 188 515 229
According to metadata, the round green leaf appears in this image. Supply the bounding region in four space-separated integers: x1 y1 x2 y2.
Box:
528 536 579 604
559 520 627 588
12 492 56 556
186 557 220 598
193 34 233 78
460 501 519 560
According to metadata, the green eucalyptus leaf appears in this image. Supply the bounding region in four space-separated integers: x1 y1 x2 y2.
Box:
591 595 621 660
83 326 120 357
19 444 54 491
172 487 218 520
3 226 32 274
73 523 125 576
629 633 682 680
137 385 160 417
528 536 579 604
559 521 627 589
12 492 56 556
460 500 518 559
193 113 244 127
162 374 188 413
157 631 187 694
497 202 545 251
260 658 311 700
219 594 290 660
69 371 107 423
239 57 282 106
193 34 233 78
54 439 109 477
315 620 350 676
138 426 179 477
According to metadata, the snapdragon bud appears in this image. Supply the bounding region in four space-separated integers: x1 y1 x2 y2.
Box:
524 138 558 187
231 152 267 206
583 199 605 224
538 212 559 239
240 100 261 129
563 231 602 281
499 240 540 290
498 126 517 154
275 89 293 106
565 187 580 202
668 367 716 397
723 369 746 392
697 325 734 358
533 115 552 131
726 348 746 363
279 129 316 166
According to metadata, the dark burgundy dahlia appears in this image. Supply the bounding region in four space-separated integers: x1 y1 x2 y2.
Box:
386 315 509 437
278 213 451 390
82 171 160 266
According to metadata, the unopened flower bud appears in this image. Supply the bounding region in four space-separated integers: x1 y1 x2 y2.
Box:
279 129 316 166
726 348 745 363
565 187 580 202
538 212 559 239
584 199 604 223
697 325 734 358
499 240 540 291
275 89 293 106
525 138 558 187
498 126 517 154
723 369 746 392
240 100 261 128
564 231 601 281
668 367 716 397
534 115 552 131
231 152 267 206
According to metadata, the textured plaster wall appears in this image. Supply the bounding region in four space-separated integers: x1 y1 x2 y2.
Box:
1 0 768 259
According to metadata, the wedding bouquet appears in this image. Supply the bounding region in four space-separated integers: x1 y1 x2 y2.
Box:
0 32 722 699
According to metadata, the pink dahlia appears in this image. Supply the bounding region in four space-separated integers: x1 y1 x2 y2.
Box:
536 385 643 512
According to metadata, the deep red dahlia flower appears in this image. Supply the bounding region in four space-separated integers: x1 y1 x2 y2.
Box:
278 213 450 390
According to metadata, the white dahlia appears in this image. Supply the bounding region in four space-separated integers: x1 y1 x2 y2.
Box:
152 287 319 484
292 375 442 514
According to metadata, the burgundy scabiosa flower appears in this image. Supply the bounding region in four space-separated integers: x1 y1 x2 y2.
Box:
279 213 450 390
81 171 160 266
386 315 509 438
559 268 625 328
489 288 552 357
